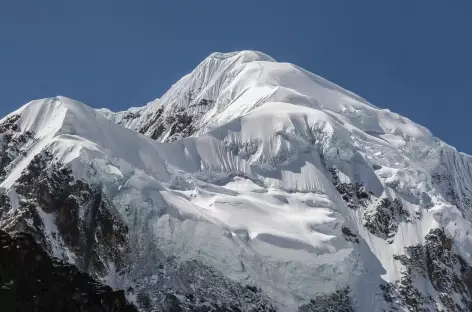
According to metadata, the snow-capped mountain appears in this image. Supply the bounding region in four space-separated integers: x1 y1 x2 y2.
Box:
1 50 472 311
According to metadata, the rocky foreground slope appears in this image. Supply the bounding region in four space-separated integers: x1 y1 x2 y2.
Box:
0 230 137 312
1 51 472 311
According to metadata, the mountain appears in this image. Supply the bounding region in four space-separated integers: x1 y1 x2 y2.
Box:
1 50 472 311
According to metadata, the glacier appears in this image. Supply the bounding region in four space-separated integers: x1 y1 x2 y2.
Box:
1 50 472 311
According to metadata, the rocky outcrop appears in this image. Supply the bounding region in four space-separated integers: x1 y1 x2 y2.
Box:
363 198 410 240
0 114 35 181
299 287 355 312
341 226 359 244
0 230 137 312
329 168 371 209
138 100 214 142
4 152 129 277
381 228 472 311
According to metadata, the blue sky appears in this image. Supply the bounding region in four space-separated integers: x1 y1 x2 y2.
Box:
1 1 471 152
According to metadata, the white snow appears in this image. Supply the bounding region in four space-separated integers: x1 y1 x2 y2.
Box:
2 50 472 311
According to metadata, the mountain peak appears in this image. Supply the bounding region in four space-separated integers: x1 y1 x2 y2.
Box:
2 51 472 311
206 50 276 63
98 50 433 147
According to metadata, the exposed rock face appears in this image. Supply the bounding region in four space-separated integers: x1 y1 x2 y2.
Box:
1 151 129 278
329 168 371 209
137 98 214 142
363 198 410 240
381 228 472 312
341 226 359 244
299 287 355 312
103 94 216 143
0 230 137 312
0 114 35 181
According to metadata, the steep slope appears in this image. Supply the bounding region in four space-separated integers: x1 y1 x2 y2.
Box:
2 51 472 311
0 230 137 312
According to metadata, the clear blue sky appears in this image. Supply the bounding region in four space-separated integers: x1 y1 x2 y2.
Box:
1 1 471 152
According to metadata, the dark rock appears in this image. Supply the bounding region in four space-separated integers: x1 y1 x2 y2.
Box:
329 168 371 209
372 164 382 170
139 108 164 135
0 115 35 182
4 152 129 278
135 90 217 142
299 286 355 312
245 285 259 293
0 230 137 312
341 227 359 244
195 99 214 106
166 108 195 142
386 228 472 311
363 198 410 239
